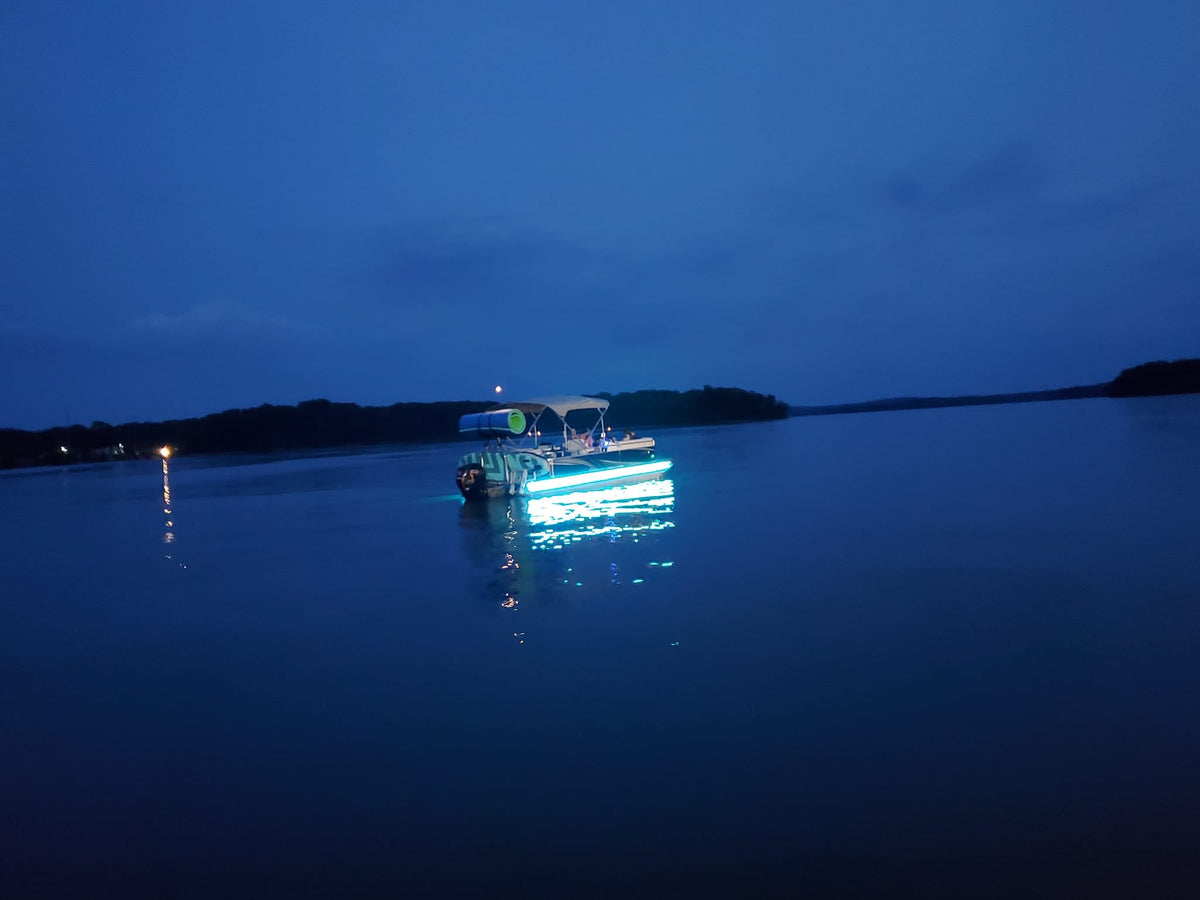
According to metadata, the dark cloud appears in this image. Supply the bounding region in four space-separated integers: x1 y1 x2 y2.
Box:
131 303 299 339
379 224 604 301
1042 181 1164 229
884 140 1048 212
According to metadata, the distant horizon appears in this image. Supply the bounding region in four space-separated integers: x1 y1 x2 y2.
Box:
9 357 1195 433
5 340 1189 433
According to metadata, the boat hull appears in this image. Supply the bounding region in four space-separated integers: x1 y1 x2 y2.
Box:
455 447 671 501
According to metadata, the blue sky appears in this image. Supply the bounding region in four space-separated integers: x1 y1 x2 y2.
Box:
3 1 1198 428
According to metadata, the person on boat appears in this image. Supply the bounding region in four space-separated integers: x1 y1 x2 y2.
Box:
583 430 593 449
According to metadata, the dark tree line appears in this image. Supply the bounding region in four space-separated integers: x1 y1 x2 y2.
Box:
1108 359 1200 397
789 359 1200 418
14 361 1195 470
0 399 492 469
0 387 788 469
593 386 789 429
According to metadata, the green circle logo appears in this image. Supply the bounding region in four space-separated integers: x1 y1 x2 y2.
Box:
507 409 526 434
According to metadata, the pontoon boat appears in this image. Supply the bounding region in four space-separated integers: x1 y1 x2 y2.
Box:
455 395 672 501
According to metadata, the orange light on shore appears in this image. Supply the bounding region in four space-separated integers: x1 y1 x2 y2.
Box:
159 446 172 459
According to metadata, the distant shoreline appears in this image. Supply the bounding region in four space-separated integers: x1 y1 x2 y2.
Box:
789 358 1200 418
0 386 786 470
3 360 1197 469
790 384 1108 417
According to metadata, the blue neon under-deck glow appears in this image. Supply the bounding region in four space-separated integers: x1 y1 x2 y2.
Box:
525 459 672 494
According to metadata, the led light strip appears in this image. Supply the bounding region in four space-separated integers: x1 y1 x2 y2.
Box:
525 459 673 494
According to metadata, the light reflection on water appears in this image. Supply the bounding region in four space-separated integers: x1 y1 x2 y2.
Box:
458 478 676 558
161 457 173 544
160 456 189 570
526 478 675 549
458 478 678 642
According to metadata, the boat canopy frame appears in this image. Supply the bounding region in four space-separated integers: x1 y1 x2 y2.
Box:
500 395 609 449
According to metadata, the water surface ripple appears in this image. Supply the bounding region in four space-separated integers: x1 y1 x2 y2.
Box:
3 397 1199 896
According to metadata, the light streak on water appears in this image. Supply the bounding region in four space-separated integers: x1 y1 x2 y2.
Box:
526 479 675 550
162 457 174 545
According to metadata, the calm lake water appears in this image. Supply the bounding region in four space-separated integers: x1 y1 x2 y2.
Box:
3 396 1199 898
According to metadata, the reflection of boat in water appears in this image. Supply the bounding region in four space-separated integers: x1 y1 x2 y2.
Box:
460 479 675 554
461 478 675 551
526 478 675 550
459 480 676 637
455 395 672 501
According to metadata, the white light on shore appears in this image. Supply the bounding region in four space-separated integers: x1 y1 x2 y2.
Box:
160 446 172 459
